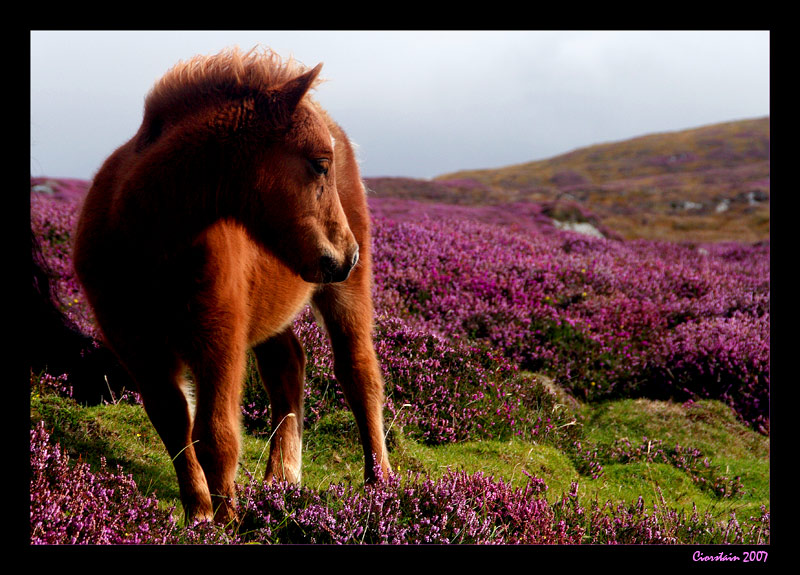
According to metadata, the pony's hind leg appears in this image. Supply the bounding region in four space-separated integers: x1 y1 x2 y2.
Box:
124 353 214 522
252 328 306 483
312 283 391 483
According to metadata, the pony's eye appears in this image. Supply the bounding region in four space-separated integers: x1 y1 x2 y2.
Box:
310 158 330 176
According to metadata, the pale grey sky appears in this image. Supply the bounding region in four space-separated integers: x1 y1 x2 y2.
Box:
30 30 770 180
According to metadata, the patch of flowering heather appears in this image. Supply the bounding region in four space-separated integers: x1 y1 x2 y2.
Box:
236 465 580 544
370 214 564 361
373 316 524 444
243 309 569 446
368 204 769 429
30 190 98 338
240 309 351 434
30 422 179 544
570 440 605 480
571 488 769 544
648 312 770 432
31 371 73 399
369 196 556 233
31 177 91 201
239 354 278 434
235 470 768 544
31 421 768 545
31 183 770 432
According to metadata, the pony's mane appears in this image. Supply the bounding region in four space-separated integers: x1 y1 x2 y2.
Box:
141 46 320 138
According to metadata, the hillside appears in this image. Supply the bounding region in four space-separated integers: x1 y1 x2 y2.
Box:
366 117 769 243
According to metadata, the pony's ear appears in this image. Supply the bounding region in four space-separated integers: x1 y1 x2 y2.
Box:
261 63 322 129
278 63 323 113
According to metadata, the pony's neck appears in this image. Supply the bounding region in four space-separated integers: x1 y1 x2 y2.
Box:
113 177 231 259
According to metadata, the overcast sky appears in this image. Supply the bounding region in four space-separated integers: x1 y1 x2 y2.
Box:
30 30 770 181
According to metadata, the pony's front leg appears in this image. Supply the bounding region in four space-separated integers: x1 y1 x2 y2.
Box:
312 283 391 483
188 335 248 524
252 328 306 483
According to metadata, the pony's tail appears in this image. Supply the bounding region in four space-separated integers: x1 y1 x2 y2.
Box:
30 227 134 404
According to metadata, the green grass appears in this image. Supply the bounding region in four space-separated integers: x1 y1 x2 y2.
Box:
577 398 769 516
30 374 769 523
31 391 179 509
582 398 769 461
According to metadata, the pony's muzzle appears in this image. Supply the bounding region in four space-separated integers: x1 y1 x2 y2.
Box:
320 245 359 283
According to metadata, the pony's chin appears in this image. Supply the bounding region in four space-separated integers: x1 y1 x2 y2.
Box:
299 258 354 285
300 268 352 285
300 269 324 284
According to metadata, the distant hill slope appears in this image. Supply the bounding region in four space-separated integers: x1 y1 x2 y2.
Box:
367 117 769 243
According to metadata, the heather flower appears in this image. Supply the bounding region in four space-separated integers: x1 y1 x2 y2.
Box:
31 371 73 398
30 422 179 544
30 419 768 545
368 201 769 429
237 466 576 544
32 182 770 430
30 180 769 545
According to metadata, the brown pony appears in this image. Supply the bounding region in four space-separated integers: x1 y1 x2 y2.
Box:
73 47 391 523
